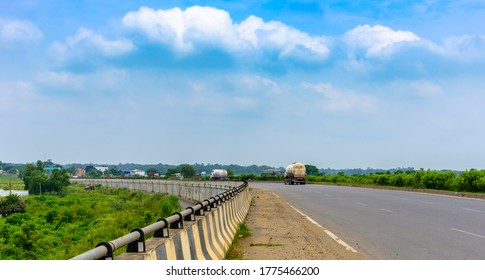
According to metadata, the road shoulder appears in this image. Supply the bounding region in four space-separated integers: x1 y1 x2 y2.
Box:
237 187 366 260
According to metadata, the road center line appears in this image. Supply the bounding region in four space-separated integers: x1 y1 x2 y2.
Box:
379 208 395 213
451 228 485 239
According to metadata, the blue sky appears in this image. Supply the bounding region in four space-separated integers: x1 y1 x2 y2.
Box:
1 0 485 170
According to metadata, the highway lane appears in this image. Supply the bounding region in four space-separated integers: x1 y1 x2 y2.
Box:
249 182 485 259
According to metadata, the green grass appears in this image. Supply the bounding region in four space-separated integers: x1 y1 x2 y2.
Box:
225 222 252 260
0 184 181 259
0 175 24 190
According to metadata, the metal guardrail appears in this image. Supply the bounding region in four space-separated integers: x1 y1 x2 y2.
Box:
70 180 248 260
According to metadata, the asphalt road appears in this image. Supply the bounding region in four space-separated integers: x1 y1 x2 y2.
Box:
249 182 485 260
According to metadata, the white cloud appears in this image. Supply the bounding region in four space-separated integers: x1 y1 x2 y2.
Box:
0 19 42 43
391 80 444 97
344 24 420 57
123 6 239 53
408 80 444 97
36 69 129 92
51 27 134 60
438 35 485 59
237 15 329 60
301 82 376 112
122 6 329 60
0 80 45 116
36 71 86 90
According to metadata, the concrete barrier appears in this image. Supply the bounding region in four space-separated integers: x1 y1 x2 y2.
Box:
70 179 251 260
116 186 251 260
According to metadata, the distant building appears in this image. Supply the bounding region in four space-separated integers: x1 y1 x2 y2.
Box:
95 166 108 173
121 169 146 177
132 169 146 177
76 168 86 177
45 166 61 177
147 172 159 177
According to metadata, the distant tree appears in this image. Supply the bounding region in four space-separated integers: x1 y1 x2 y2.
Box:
65 166 76 176
179 164 196 178
105 167 121 177
85 165 102 178
305 165 320 176
45 169 70 193
21 161 70 195
36 160 45 172
165 168 180 178
146 168 159 177
85 165 96 173
22 163 48 195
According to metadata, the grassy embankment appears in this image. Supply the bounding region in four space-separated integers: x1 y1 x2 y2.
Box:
0 183 181 260
225 222 252 260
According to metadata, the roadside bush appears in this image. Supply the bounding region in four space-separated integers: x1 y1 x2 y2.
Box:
0 194 26 217
0 184 181 259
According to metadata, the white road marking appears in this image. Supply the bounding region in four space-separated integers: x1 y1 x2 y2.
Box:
463 207 485 214
272 192 280 198
355 202 368 207
285 201 358 253
379 208 395 213
451 228 485 239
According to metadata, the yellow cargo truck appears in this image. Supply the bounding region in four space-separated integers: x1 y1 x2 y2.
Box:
284 163 306 185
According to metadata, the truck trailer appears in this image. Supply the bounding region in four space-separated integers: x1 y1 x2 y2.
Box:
284 163 306 185
210 169 228 180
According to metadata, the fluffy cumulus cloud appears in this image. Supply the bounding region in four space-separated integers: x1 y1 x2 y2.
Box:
237 15 329 61
50 27 135 61
122 6 239 52
343 24 420 57
0 19 42 43
122 6 329 60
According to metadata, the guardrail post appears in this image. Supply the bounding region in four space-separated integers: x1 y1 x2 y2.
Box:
211 197 218 208
184 207 195 221
203 199 211 212
126 228 146 253
154 218 169 237
170 213 183 229
195 202 204 216
95 242 114 260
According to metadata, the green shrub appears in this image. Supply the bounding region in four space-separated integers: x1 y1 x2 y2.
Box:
0 184 181 259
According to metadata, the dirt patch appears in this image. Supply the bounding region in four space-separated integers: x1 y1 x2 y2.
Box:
237 187 366 260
